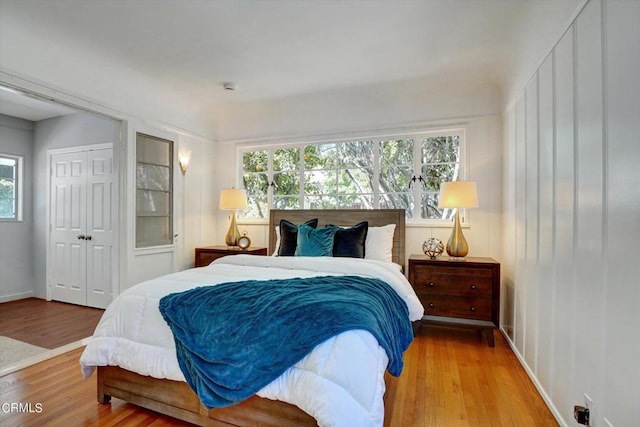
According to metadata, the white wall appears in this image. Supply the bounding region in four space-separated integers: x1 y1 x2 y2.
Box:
213 115 503 269
33 113 120 298
0 7 214 140
0 114 34 301
501 1 640 425
174 134 217 271
214 72 502 143
1 74 219 298
1 0 505 296
120 125 218 290
210 46 504 264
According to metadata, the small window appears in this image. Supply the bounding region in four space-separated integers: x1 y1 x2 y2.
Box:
0 154 22 221
419 134 461 219
135 133 173 248
303 141 375 210
379 138 414 216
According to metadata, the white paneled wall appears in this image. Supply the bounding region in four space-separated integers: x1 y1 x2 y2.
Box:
502 0 640 425
603 1 640 423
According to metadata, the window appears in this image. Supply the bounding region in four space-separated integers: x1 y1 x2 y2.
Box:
418 134 461 219
135 133 173 247
0 154 22 221
303 141 375 210
240 129 465 222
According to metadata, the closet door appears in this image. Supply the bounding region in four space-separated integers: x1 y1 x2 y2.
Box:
49 147 113 309
50 151 88 306
86 148 113 308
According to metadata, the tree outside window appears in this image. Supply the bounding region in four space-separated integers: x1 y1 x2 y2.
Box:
239 129 465 221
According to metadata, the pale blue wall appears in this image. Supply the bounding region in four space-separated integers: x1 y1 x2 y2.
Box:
0 114 34 301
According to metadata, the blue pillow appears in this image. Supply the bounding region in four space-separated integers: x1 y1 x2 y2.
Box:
278 219 318 256
295 224 339 257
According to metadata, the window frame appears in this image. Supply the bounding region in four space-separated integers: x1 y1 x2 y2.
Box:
237 127 469 226
0 153 24 222
134 132 174 249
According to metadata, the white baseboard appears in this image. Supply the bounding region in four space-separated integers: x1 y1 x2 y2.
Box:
0 291 33 303
499 327 568 427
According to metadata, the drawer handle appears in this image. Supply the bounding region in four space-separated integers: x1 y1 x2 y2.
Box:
428 303 434 308
428 282 435 287
471 284 477 290
470 306 476 312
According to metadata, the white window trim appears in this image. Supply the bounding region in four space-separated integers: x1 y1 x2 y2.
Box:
236 126 470 226
410 127 468 226
0 153 23 222
134 131 176 249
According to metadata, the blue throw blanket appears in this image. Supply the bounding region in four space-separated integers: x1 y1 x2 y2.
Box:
159 275 413 408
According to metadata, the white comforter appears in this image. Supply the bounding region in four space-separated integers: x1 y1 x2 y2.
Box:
80 255 424 427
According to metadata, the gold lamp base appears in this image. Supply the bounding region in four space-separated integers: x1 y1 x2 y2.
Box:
225 210 241 246
446 210 469 259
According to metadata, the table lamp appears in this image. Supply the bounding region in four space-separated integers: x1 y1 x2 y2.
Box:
438 181 478 259
219 188 248 246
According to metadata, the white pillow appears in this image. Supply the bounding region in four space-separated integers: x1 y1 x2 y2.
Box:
364 224 396 263
272 226 280 256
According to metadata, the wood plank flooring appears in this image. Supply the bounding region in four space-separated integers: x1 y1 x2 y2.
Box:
0 324 558 426
0 298 104 349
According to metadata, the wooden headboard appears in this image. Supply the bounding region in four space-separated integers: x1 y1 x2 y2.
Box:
268 209 406 266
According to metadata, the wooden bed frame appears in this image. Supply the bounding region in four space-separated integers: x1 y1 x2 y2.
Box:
97 209 406 426
268 209 405 267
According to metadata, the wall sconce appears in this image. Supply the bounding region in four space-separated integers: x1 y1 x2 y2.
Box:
438 181 479 259
178 150 191 175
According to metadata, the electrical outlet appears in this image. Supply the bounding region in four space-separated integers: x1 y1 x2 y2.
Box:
574 405 590 425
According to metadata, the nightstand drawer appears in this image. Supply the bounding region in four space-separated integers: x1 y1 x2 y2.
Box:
195 246 268 267
422 295 493 321
412 265 493 296
196 252 226 267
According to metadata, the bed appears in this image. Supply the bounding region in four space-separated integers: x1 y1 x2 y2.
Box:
80 209 423 426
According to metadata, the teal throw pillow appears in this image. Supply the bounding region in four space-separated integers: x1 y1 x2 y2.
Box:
295 224 339 257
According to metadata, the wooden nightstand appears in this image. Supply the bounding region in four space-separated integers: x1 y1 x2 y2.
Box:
194 246 268 267
408 255 500 346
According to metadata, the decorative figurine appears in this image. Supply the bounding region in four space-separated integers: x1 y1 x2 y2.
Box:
422 238 444 259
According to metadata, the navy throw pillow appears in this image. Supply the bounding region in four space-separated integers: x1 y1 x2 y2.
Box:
332 221 369 258
278 218 318 256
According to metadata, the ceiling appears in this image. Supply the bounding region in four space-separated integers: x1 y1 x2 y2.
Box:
0 87 77 121
0 0 583 126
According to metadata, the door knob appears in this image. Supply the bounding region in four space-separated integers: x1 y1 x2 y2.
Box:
77 234 86 240
85 235 92 241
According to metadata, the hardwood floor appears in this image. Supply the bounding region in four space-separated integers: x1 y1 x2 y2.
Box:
0 323 558 426
384 325 558 426
0 298 104 349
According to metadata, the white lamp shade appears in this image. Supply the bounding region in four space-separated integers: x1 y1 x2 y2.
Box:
219 188 248 210
438 181 479 208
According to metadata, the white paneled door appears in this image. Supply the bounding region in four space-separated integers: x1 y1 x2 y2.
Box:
49 146 113 309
